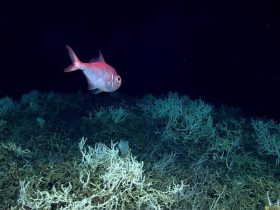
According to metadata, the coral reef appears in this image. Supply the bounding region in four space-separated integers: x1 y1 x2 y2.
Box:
0 91 280 209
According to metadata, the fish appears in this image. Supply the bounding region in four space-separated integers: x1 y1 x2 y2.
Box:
64 45 121 94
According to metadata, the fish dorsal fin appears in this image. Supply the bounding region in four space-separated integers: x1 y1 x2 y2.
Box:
98 50 105 62
88 50 105 63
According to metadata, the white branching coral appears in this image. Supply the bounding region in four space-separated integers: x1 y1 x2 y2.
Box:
16 137 188 210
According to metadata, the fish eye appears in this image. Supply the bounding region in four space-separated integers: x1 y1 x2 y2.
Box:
116 76 121 83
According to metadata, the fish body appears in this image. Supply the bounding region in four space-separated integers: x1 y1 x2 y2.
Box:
64 45 121 93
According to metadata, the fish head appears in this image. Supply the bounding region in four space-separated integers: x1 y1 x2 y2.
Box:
94 64 121 92
83 58 122 93
110 72 122 91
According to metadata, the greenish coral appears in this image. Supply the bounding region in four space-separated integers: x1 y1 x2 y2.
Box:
1 142 31 158
0 96 16 116
252 119 280 164
138 92 215 144
94 106 130 124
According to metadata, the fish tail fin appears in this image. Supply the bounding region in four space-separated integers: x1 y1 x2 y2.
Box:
64 45 81 72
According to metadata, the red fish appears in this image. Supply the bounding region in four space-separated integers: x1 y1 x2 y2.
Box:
64 45 121 94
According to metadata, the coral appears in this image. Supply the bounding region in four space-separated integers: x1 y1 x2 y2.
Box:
138 92 215 144
3 91 280 209
252 119 280 163
1 142 31 158
15 137 187 209
94 106 130 124
0 96 16 116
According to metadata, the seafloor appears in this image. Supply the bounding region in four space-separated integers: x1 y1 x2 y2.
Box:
0 91 280 209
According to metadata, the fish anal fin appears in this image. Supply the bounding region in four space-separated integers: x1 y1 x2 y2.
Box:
87 82 96 90
90 89 103 94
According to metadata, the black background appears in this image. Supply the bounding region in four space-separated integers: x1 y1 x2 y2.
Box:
1 0 280 119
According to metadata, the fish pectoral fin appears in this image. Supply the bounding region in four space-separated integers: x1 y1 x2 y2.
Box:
90 89 103 94
85 78 96 90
